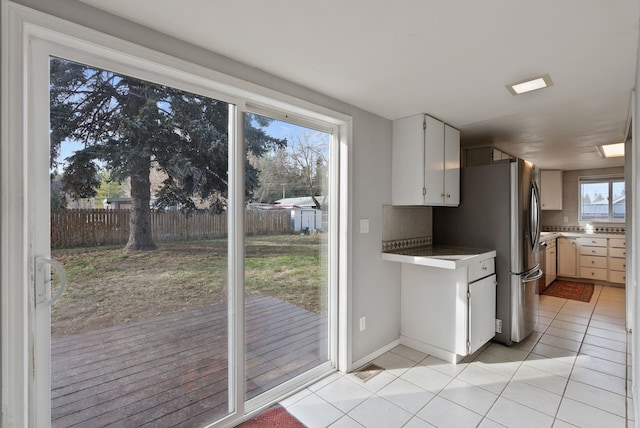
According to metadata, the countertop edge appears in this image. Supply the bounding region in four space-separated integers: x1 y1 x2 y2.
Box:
382 249 496 269
541 231 627 240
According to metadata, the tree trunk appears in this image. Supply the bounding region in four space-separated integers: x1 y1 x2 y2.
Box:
125 155 157 251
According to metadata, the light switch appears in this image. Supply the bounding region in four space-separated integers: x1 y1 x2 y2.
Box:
359 218 370 234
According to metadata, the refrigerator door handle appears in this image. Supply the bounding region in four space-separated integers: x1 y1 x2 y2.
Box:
522 266 543 283
529 181 542 252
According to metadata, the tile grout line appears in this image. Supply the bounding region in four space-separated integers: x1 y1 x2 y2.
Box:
550 287 597 424
551 286 630 425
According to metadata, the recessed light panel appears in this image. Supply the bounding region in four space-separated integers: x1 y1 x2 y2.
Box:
507 74 553 95
599 143 625 158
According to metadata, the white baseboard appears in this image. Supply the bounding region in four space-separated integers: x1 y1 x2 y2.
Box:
349 339 400 372
400 336 463 364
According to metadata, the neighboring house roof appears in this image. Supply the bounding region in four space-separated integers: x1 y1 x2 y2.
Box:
589 195 625 205
275 196 326 208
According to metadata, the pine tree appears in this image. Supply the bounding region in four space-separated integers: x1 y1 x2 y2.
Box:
50 57 285 250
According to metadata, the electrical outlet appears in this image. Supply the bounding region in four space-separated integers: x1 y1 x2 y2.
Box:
563 216 569 223
495 319 502 333
359 316 366 332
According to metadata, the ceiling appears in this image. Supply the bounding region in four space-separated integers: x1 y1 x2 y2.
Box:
78 0 639 170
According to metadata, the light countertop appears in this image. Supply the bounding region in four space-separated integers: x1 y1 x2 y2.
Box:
540 231 626 241
382 246 496 269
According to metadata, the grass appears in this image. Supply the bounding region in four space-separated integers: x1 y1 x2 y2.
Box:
51 234 326 336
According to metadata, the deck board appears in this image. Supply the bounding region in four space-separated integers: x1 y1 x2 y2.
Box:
52 295 327 427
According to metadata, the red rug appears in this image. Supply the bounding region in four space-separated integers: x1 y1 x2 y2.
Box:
236 406 305 427
542 280 594 302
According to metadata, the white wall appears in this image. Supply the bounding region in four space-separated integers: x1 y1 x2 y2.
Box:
8 0 399 365
633 33 640 425
350 111 400 362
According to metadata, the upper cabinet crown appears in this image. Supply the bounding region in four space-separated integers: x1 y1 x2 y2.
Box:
392 114 460 206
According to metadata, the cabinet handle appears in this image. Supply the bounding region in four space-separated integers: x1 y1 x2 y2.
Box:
591 261 594 264
441 192 445 198
446 193 451 198
482 265 487 270
591 241 597 244
591 250 596 253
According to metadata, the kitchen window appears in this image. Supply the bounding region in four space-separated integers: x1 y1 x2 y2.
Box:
578 176 625 222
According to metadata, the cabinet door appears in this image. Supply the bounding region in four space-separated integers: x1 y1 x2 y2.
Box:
540 170 563 210
392 114 427 205
468 274 497 354
545 247 557 286
557 238 577 277
444 124 460 206
423 116 445 205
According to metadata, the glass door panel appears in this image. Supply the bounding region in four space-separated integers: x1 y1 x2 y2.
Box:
48 57 232 427
243 113 331 400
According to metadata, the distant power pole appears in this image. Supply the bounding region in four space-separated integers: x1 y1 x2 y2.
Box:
281 184 286 199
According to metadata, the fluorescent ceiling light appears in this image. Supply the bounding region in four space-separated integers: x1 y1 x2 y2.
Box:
598 143 625 158
507 74 553 95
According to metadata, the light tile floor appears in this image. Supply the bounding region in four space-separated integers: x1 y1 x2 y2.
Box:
281 285 633 427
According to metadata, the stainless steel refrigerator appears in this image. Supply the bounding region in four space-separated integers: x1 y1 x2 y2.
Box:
433 158 543 345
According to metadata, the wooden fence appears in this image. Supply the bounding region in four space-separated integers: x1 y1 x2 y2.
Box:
51 209 291 249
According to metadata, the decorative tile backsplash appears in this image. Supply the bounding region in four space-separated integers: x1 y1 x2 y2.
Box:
542 225 626 234
382 236 432 252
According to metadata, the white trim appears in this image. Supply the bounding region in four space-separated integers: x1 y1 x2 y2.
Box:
29 36 56 427
1 3 29 426
338 121 353 372
228 103 244 419
633 81 640 421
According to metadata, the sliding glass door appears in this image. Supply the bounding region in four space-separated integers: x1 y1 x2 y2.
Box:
5 19 339 426
45 56 235 427
243 113 333 406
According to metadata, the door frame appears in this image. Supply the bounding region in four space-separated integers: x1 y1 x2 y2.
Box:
1 3 351 426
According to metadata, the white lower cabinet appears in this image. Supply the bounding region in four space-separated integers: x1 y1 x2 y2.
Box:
544 238 557 287
556 235 627 285
577 237 608 282
557 237 578 277
400 257 496 363
608 238 626 284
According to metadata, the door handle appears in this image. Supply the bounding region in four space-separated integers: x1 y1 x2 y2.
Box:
523 267 543 283
35 256 67 307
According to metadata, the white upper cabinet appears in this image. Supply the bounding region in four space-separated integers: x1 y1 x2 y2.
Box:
392 114 460 206
540 170 563 210
444 124 460 206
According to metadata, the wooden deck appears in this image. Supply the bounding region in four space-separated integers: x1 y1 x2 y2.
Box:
51 295 328 427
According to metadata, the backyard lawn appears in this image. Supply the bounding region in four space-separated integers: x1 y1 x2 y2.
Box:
51 234 325 337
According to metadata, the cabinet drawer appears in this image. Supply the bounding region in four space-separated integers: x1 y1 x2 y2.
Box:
609 247 626 258
468 257 495 283
580 255 607 269
609 238 626 248
609 270 626 284
608 257 626 271
579 246 607 257
580 267 608 281
576 237 607 247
